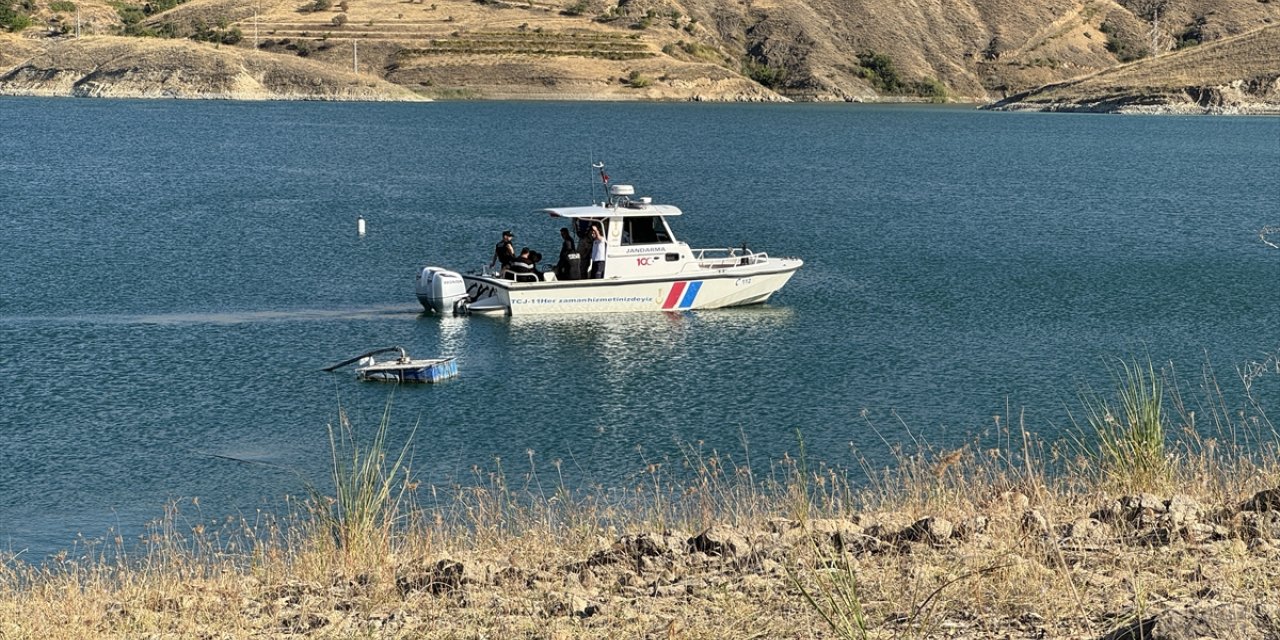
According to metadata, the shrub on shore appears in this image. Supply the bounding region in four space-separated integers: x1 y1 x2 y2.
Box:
1079 356 1170 490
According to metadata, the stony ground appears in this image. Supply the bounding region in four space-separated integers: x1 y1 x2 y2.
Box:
7 484 1280 639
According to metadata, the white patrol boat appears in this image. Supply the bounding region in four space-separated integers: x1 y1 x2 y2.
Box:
415 168 803 316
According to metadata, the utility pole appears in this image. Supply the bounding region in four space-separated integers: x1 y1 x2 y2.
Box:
254 1 259 48
353 39 358 73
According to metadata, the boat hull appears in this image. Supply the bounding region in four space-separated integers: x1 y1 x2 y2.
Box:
427 261 802 315
355 357 458 383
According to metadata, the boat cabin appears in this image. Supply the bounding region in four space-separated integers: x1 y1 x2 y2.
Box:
540 184 695 280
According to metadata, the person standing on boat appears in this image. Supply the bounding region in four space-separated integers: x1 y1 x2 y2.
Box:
589 224 607 279
555 227 578 280
575 218 594 279
490 230 515 275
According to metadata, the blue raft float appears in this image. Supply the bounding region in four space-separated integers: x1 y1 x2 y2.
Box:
323 347 458 383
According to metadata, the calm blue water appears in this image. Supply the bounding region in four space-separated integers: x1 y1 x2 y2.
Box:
1 98 1278 557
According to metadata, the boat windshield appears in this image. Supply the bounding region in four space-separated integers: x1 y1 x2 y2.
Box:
619 215 674 246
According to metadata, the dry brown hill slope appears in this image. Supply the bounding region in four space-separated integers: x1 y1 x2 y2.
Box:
681 0 1280 101
986 24 1280 113
0 34 423 99
1 0 1277 101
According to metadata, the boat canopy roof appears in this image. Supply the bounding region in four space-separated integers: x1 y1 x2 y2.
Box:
541 203 683 219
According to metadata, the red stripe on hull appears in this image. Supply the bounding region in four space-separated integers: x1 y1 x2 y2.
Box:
662 281 687 309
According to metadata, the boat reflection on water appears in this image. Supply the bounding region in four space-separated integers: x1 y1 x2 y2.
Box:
500 307 798 394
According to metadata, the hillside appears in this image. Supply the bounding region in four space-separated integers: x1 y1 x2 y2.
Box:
0 35 423 99
1 0 1278 102
986 24 1280 113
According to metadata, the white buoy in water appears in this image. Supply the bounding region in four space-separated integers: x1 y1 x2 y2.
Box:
357 216 366 236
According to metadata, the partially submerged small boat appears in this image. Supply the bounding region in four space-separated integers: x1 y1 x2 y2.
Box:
415 167 804 316
323 347 458 383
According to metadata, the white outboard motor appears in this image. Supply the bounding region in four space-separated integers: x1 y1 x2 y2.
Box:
415 266 468 314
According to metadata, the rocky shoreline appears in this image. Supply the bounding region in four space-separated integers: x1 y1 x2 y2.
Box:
355 487 1280 639
4 34 1279 111
7 482 1280 639
985 80 1280 115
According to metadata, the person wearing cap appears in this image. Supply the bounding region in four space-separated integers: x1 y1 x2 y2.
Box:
490 230 516 275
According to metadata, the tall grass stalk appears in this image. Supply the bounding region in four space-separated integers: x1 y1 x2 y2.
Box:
790 547 868 640
1079 357 1170 490
309 403 417 567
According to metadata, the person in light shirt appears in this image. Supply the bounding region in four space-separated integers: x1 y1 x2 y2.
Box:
589 224 606 279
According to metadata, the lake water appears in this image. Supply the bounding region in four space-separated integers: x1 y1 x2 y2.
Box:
1 98 1278 557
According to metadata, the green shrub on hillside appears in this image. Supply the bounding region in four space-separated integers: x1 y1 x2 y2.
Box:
856 51 905 93
1175 15 1207 49
2 13 31 31
625 69 651 87
982 36 1003 60
685 41 719 62
147 0 184 13
111 0 144 25
743 57 786 88
0 0 34 32
560 0 588 16
914 77 948 102
111 0 187 33
1099 20 1149 61
190 19 242 44
855 52 949 100
49 0 76 12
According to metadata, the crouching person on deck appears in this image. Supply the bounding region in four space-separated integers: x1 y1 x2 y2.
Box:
508 247 538 282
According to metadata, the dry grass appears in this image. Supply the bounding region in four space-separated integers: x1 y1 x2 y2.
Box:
3 361 1280 639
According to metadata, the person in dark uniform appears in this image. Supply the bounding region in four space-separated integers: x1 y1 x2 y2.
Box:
507 247 537 281
575 218 593 279
555 227 579 280
489 230 515 275
528 250 544 281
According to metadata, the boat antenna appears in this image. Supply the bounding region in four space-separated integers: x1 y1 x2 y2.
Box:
587 153 594 204
592 161 606 205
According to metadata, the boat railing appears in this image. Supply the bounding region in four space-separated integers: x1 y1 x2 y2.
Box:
691 247 770 270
